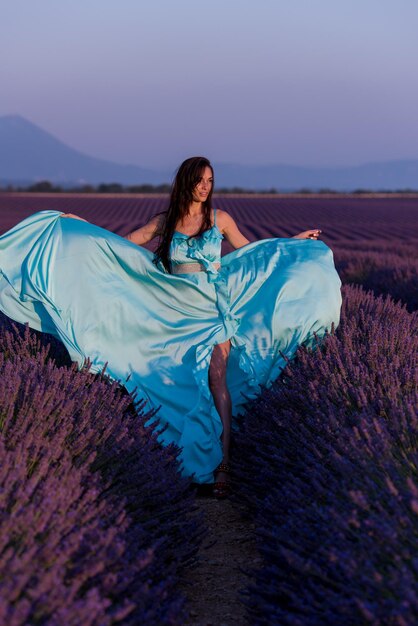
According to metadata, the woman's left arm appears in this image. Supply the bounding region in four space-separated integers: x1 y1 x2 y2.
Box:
217 210 250 249
217 210 322 246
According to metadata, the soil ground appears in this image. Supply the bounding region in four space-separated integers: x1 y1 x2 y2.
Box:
182 495 260 626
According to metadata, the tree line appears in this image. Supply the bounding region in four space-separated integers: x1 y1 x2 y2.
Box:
1 180 418 194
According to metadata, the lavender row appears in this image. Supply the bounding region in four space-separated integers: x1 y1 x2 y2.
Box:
0 315 203 625
234 285 418 625
1 195 417 244
334 248 418 311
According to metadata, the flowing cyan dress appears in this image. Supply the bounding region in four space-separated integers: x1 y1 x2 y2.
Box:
0 210 341 483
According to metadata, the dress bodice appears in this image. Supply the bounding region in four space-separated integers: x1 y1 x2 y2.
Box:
169 212 223 281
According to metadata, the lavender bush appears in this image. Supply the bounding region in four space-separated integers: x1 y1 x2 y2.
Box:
0 315 203 625
234 285 418 625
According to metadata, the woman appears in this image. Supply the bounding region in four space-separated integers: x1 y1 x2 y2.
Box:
123 156 327 496
0 157 341 497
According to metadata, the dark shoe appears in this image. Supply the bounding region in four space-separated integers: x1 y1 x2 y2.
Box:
193 482 215 498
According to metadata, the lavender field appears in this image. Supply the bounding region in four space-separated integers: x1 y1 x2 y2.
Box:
0 193 417 625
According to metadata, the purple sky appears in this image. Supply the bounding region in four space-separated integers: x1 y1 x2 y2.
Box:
1 0 418 169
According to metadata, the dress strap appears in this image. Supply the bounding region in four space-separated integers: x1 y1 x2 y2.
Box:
213 208 217 226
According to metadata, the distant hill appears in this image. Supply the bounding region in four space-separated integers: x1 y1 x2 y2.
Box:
1 115 418 190
0 115 172 186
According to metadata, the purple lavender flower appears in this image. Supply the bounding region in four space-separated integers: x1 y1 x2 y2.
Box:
234 285 418 624
0 317 203 625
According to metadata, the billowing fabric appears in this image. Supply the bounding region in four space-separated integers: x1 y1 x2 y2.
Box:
0 210 341 483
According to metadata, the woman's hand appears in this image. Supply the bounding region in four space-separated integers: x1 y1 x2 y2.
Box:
61 213 88 222
292 229 322 240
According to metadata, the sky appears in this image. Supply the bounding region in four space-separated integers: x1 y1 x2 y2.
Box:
1 0 418 170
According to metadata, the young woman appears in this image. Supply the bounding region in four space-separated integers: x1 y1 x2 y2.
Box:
0 157 341 497
121 156 325 496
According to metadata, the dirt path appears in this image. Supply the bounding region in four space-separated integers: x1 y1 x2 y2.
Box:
182 497 260 626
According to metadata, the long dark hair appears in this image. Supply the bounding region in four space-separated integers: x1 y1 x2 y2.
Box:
154 156 214 272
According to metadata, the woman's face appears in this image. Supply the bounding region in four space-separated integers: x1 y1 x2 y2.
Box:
192 166 213 203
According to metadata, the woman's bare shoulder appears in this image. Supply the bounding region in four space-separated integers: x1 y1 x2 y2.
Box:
213 208 230 224
214 208 237 228
213 208 249 248
144 213 165 235
148 213 165 226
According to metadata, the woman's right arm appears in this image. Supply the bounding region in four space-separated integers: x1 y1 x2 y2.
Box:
125 215 161 245
61 213 161 246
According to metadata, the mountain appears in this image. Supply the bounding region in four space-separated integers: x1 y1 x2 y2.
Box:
0 115 171 186
1 115 418 190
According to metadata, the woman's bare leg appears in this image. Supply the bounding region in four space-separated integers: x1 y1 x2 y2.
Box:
209 340 232 484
